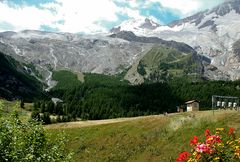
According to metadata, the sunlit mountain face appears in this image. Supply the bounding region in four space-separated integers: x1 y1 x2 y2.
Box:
1 0 240 87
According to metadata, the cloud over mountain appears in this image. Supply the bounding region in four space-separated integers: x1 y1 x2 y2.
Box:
0 0 223 34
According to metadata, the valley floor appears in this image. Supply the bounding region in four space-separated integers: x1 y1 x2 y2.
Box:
47 110 240 161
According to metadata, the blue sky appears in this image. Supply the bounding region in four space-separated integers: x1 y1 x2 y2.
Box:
0 0 224 34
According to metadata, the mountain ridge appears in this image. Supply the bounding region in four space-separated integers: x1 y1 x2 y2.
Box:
0 29 212 87
111 0 240 80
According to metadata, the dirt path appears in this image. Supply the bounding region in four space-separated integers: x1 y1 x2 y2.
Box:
45 110 237 129
45 115 158 129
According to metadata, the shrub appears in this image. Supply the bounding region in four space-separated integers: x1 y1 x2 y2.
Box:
0 101 73 162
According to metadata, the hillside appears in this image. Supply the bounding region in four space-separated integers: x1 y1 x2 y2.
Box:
0 52 43 101
112 0 240 80
0 29 216 85
47 110 240 161
127 45 203 83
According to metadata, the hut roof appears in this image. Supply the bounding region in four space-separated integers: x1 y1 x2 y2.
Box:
185 100 199 104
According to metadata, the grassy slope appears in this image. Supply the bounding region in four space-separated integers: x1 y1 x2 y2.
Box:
136 45 199 82
1 100 33 122
49 110 240 161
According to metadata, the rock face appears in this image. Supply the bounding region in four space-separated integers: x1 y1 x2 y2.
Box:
0 30 154 86
112 0 240 80
0 28 229 86
1 0 240 85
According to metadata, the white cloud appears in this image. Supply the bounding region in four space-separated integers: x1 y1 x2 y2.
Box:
151 0 224 16
153 0 199 15
0 2 56 31
52 0 120 33
0 0 123 33
0 0 224 33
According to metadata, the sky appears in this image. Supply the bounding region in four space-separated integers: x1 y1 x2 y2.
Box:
0 0 224 34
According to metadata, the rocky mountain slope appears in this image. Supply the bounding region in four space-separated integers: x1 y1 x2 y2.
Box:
112 0 240 80
0 29 208 86
1 0 239 88
0 51 43 100
110 31 229 84
0 30 154 87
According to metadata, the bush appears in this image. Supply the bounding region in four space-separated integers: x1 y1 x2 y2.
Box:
31 110 41 121
0 101 73 162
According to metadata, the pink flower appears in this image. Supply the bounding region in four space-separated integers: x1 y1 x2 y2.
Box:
195 144 211 154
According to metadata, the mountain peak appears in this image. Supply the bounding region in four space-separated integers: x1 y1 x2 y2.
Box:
110 18 160 34
212 0 240 16
139 18 160 30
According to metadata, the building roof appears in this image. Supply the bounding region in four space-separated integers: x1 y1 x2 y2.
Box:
51 98 63 105
185 100 199 104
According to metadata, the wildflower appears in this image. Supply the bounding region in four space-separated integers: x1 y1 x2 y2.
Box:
228 128 234 136
177 152 190 162
235 149 240 157
178 127 240 161
196 144 208 153
214 157 220 161
187 158 197 162
216 128 224 131
195 154 201 160
206 135 221 145
190 136 198 146
205 129 211 137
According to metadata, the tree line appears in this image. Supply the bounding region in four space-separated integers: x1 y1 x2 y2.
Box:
33 73 240 122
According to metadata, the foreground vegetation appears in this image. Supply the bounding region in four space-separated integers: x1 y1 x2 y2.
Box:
48 110 240 161
2 100 240 161
0 101 72 162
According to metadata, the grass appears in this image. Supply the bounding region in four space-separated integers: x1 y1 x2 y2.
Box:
48 110 240 162
1 100 32 122
2 100 239 161
135 45 200 82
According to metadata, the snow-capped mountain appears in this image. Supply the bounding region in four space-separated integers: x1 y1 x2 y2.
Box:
112 0 240 80
110 18 161 35
1 0 240 87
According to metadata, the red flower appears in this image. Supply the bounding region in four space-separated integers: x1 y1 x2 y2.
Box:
205 129 211 137
206 135 221 145
190 136 198 146
228 127 234 136
176 152 190 162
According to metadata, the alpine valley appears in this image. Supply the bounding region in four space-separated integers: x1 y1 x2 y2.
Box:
2 1 240 161
1 0 240 96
